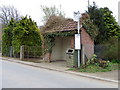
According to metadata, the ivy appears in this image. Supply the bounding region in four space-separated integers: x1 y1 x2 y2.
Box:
43 16 98 53
43 21 98 53
82 19 99 40
43 31 76 53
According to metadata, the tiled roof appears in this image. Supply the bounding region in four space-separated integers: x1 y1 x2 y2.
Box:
41 18 78 33
41 13 89 33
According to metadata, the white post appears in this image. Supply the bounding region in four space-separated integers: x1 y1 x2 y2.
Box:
77 17 80 67
74 11 82 68
77 16 80 34
78 50 80 67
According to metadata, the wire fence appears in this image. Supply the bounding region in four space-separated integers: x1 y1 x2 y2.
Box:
2 45 42 60
94 44 108 60
2 46 15 57
1 44 118 62
22 45 42 59
94 44 118 61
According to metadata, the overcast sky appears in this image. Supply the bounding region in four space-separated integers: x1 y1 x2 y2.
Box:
0 0 119 26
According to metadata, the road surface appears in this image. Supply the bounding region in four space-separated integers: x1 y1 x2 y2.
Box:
0 60 118 88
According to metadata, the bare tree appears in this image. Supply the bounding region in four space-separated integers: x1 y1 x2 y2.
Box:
41 5 65 22
0 5 21 25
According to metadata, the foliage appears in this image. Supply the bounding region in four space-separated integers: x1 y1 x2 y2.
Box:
2 18 16 56
79 62 119 73
41 5 65 22
82 18 99 40
2 16 42 57
87 2 120 44
86 54 97 65
102 37 119 63
12 16 42 55
44 34 55 53
42 16 67 32
23 46 42 58
88 2 119 63
69 62 119 73
85 54 110 68
100 7 120 38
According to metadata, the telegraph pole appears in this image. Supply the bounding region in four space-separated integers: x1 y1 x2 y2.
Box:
88 0 90 7
88 0 90 12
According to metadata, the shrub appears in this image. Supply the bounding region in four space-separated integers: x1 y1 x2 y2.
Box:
102 37 119 63
24 46 42 58
2 18 15 56
85 54 110 68
2 17 42 57
12 16 42 55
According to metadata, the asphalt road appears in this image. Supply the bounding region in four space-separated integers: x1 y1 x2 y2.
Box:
1 60 118 88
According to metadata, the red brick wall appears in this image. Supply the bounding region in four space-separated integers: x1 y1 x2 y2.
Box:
70 36 74 49
81 28 94 59
70 28 94 59
43 53 51 62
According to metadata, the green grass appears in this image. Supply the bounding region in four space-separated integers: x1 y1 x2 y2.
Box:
69 62 120 73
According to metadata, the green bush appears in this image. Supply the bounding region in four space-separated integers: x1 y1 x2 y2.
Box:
69 62 119 73
2 18 15 56
12 16 42 55
2 17 42 57
85 54 110 68
69 54 119 73
87 3 120 44
24 46 42 58
102 37 119 63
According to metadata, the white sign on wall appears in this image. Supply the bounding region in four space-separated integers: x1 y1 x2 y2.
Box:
75 34 81 50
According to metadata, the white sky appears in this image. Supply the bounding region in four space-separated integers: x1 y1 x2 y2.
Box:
0 0 119 26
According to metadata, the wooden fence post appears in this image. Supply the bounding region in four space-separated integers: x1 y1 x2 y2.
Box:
10 46 12 57
20 45 24 60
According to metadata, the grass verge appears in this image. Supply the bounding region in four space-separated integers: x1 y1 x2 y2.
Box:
69 62 120 73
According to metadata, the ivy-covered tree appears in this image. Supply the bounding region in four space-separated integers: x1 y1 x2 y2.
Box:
2 18 16 56
87 2 120 44
12 16 42 55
